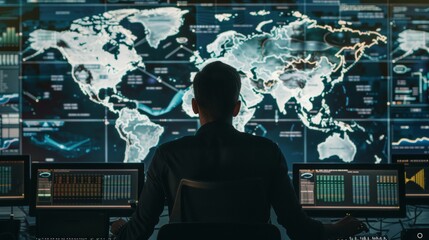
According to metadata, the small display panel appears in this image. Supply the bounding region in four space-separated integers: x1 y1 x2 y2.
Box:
31 163 144 215
293 164 405 218
0 156 29 205
392 155 429 203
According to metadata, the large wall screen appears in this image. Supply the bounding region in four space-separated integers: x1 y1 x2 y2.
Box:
0 0 428 166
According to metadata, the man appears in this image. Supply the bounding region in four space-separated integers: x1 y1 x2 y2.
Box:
112 61 367 239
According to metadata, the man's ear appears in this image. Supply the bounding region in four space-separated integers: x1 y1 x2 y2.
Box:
232 101 241 117
191 98 199 114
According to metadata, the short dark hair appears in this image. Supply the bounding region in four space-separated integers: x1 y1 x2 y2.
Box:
193 61 241 120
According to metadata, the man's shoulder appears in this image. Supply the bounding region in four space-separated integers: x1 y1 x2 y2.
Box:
157 130 279 152
236 131 278 149
157 135 197 152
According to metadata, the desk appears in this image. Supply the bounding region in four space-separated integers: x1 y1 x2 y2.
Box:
1 206 428 240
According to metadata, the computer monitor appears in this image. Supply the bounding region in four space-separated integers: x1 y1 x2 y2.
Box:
30 163 144 216
0 155 30 206
392 155 429 204
293 163 405 218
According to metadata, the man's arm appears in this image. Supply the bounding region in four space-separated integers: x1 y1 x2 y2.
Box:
115 148 166 240
269 143 367 240
269 143 326 240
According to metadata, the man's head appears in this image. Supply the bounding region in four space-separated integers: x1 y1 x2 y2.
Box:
192 61 241 123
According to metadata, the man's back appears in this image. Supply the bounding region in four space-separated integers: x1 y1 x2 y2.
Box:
117 121 325 240
114 61 365 240
158 121 281 210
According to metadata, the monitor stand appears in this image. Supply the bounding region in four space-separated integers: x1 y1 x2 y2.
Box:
36 211 109 238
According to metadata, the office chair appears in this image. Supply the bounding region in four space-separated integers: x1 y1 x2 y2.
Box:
170 178 270 222
0 219 20 240
157 179 280 240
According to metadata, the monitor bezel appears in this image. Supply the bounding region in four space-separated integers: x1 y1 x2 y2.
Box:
392 154 429 204
292 163 405 218
0 155 30 206
30 162 145 217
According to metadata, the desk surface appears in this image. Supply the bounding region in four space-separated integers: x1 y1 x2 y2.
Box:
1 206 428 240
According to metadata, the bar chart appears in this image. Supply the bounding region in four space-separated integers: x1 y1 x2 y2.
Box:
352 175 370 205
316 175 345 203
0 165 12 195
0 53 18 66
377 175 399 206
0 27 19 48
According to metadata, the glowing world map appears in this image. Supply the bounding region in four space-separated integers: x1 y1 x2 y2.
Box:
21 7 387 164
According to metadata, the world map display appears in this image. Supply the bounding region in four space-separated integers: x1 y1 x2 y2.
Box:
0 1 428 169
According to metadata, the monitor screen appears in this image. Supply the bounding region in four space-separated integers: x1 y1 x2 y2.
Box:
0 155 30 206
392 155 429 203
293 163 405 218
31 163 144 216
0 0 426 168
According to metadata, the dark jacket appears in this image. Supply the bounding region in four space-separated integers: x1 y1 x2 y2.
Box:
117 121 325 240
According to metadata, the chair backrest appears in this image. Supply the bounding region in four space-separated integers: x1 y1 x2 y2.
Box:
170 178 270 223
157 222 281 240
